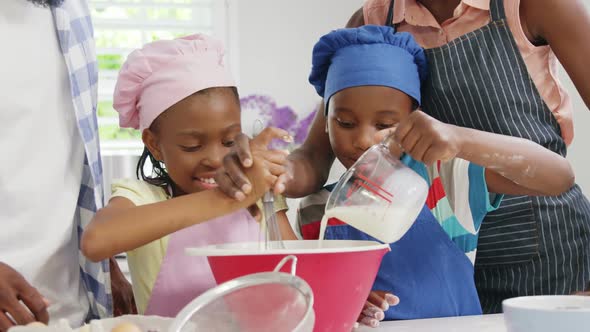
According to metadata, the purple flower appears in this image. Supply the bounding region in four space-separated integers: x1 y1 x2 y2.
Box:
240 94 315 150
293 107 317 145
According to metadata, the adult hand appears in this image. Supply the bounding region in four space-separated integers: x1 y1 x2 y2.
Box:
356 291 399 328
574 290 590 296
110 257 136 316
378 111 462 165
0 263 48 331
215 127 293 201
572 282 590 296
247 204 262 221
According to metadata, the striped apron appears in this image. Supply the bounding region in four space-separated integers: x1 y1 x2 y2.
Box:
385 0 590 313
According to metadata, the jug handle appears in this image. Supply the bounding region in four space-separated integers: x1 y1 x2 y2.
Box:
379 133 408 161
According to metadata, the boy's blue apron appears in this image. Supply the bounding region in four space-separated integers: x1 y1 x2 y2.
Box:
324 204 482 319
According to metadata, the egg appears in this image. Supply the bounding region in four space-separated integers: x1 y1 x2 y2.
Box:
26 322 46 328
111 321 142 332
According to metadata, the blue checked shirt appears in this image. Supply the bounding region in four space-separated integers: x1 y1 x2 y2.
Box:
51 1 112 319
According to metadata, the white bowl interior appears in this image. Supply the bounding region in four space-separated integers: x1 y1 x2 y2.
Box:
186 240 389 256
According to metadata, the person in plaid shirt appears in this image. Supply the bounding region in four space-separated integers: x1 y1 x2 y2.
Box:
0 1 133 330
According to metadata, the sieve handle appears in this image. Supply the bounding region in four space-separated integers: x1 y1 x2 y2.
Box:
273 255 298 276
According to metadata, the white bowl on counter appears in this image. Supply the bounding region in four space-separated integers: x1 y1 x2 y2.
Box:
503 295 590 332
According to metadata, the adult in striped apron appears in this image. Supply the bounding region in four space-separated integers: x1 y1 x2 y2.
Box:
383 0 590 313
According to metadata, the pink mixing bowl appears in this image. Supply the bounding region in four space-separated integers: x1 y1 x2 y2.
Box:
186 240 389 332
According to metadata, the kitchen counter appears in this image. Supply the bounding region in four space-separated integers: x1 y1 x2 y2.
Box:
357 314 505 331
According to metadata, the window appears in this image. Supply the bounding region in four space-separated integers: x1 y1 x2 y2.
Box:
89 0 229 147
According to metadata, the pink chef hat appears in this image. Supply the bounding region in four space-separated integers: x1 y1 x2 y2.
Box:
113 34 236 131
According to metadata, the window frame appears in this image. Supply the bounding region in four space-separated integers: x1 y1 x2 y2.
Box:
89 0 236 150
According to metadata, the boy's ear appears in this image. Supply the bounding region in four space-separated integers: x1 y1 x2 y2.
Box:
142 129 163 161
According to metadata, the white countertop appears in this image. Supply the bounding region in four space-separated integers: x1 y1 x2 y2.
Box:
357 314 505 332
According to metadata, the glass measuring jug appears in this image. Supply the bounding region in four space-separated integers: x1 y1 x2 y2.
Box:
322 143 429 243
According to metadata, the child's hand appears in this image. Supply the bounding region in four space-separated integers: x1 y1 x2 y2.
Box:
355 291 399 328
231 127 292 201
215 128 293 201
385 111 462 165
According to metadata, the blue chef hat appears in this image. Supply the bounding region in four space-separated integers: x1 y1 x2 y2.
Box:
309 25 427 114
